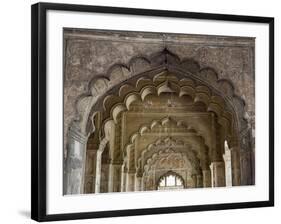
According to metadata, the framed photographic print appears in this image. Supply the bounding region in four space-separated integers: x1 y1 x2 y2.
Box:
31 2 274 222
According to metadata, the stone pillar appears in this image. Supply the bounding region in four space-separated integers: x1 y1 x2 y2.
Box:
240 151 252 185
94 138 108 193
196 174 203 188
251 148 255 185
135 176 142 191
64 126 87 195
141 176 145 191
108 162 122 192
115 163 123 192
135 169 143 191
202 169 211 187
94 150 102 193
230 147 241 186
210 122 226 187
121 165 127 192
83 150 97 193
108 163 114 192
200 145 211 188
126 171 136 192
239 133 253 185
223 141 232 187
100 162 110 193
210 161 226 187
191 174 197 188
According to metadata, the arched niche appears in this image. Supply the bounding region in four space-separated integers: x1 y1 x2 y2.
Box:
142 150 191 191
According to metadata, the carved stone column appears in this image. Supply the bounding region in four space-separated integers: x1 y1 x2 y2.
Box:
121 165 127 192
64 126 87 195
108 162 123 192
94 138 108 193
202 169 211 187
230 146 241 186
251 147 255 185
100 162 110 193
191 174 197 188
223 141 232 187
126 170 136 192
108 162 114 192
83 150 97 193
94 150 103 193
240 151 252 185
210 161 226 187
196 174 203 188
135 169 143 191
239 131 254 185
209 122 226 187
201 145 211 188
227 136 241 186
141 176 145 191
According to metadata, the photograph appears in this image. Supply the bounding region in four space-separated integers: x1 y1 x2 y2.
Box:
63 28 256 194
0 0 278 223
30 2 274 221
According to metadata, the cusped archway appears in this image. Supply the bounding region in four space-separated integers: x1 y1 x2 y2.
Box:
65 48 249 194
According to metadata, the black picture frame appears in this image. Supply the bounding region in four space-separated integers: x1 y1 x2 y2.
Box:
31 2 274 222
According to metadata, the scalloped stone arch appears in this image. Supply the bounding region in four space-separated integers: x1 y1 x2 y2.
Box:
143 150 189 190
143 149 192 174
101 77 233 133
139 137 203 174
71 48 247 138
93 74 236 139
122 116 209 158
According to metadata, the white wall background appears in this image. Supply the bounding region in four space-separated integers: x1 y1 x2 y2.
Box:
0 0 279 223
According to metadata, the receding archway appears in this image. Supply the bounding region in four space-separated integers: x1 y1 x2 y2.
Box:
84 70 238 193
64 48 252 195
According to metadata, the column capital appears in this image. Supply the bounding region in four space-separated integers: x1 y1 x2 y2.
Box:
123 166 128 173
136 168 143 177
111 159 124 165
97 137 109 153
228 136 239 148
210 161 225 166
68 125 88 144
128 169 136 174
